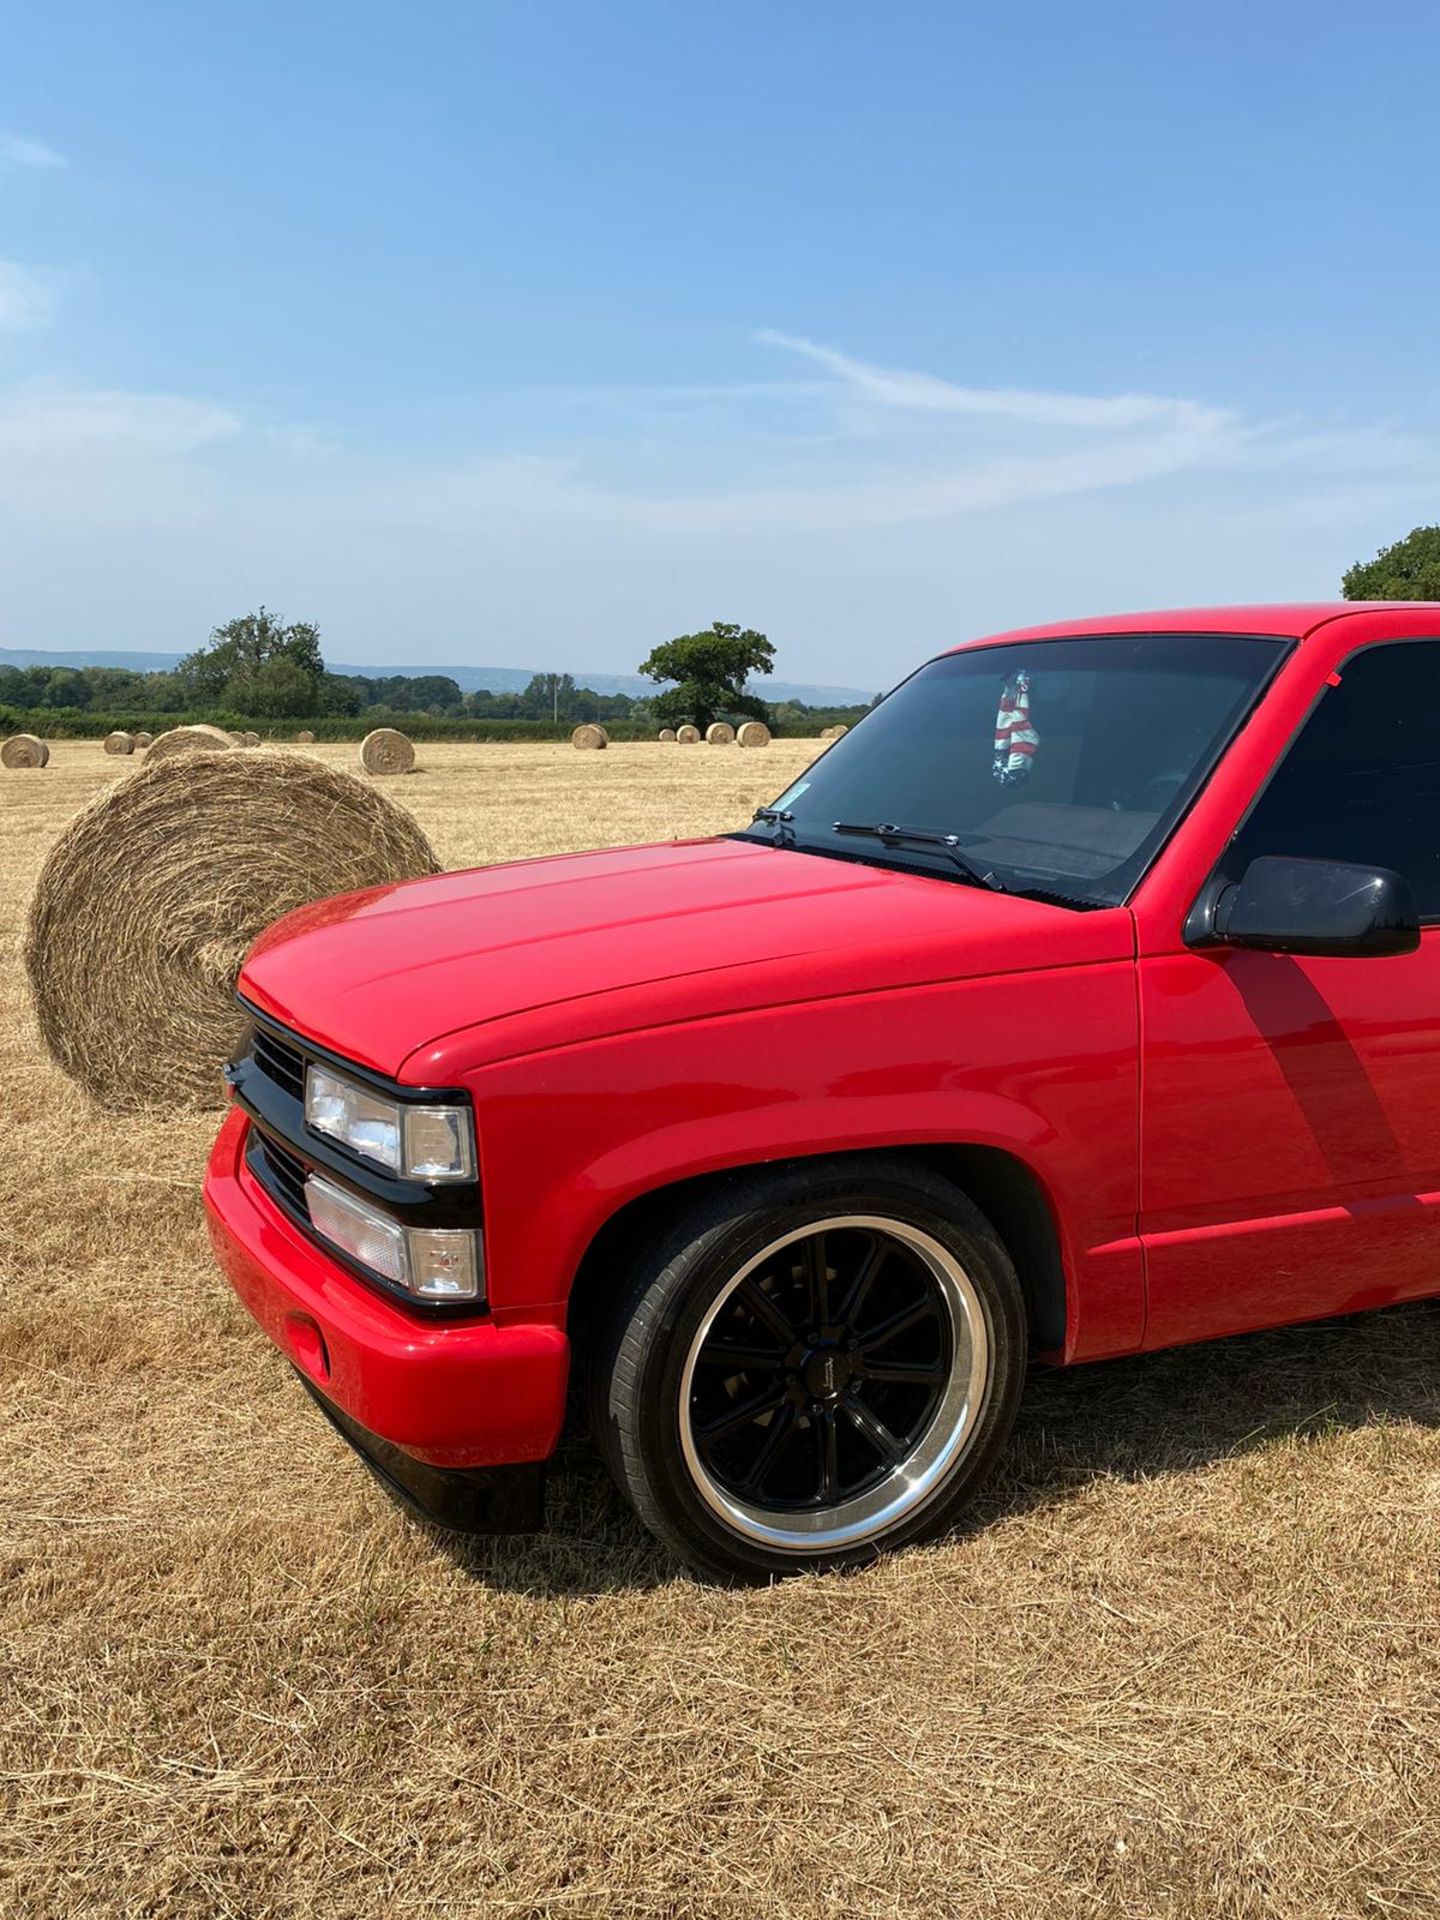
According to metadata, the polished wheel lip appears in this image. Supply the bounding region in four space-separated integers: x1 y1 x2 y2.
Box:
678 1214 990 1553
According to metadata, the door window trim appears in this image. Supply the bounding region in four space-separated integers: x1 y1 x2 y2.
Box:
1184 633 1440 943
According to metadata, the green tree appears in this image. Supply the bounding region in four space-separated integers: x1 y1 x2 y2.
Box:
45 668 92 708
1343 526 1440 601
180 606 325 708
405 674 465 713
464 687 524 719
318 671 365 717
638 621 774 732
521 672 577 720
232 654 319 718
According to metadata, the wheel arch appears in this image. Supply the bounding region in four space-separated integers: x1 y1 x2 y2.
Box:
565 1142 1067 1359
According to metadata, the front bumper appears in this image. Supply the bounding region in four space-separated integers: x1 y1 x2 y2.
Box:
204 1108 570 1477
294 1371 547 1533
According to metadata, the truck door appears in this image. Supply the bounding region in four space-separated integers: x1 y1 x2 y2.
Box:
1139 637 1440 1349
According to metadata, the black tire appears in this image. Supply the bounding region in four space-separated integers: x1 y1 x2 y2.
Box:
589 1155 1027 1582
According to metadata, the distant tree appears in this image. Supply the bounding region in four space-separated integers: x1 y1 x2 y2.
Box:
233 654 318 718
400 674 462 712
638 621 775 732
464 687 524 719
521 672 577 720
511 672 646 724
88 667 149 706
180 607 324 711
318 671 366 717
143 669 190 714
1343 526 1440 601
45 667 92 708
356 673 461 714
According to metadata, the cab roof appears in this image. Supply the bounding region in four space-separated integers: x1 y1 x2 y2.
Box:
952 602 1440 651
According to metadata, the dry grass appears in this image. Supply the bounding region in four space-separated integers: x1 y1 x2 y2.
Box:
3 740 1440 1920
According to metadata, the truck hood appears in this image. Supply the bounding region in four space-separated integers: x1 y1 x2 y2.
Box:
239 836 1134 1081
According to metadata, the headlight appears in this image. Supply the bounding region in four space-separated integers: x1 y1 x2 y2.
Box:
305 1174 484 1302
305 1065 475 1182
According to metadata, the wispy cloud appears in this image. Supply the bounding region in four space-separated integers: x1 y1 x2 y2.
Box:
0 383 239 458
756 329 1236 434
549 333 1392 532
0 342 1435 672
561 332 1433 536
0 384 243 536
0 261 52 330
1 134 65 170
0 350 1423 533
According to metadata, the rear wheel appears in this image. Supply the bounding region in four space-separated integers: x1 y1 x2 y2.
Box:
590 1158 1027 1582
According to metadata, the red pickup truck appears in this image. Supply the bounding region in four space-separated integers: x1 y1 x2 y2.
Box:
205 602 1440 1580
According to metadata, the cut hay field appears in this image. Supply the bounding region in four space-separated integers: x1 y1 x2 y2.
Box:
4 740 1440 1920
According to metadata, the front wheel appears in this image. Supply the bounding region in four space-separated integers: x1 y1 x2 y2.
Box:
590 1158 1027 1582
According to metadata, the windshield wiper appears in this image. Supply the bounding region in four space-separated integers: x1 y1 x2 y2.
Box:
752 806 797 847
831 821 1006 892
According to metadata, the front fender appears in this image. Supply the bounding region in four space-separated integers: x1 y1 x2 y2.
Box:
460 964 1144 1363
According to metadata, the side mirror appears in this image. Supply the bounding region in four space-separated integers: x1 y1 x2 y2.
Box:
1213 855 1421 959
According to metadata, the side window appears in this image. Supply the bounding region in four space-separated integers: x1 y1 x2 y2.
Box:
1231 640 1440 920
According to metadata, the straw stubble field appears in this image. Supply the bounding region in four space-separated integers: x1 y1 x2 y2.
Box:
3 740 1440 1919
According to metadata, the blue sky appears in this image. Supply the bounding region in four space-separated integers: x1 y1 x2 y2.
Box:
3 1 1439 688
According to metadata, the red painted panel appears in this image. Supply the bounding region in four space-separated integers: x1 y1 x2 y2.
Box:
242 834 1134 1082
203 1110 570 1467
1138 939 1440 1345
1133 608 1440 1347
459 961 1145 1363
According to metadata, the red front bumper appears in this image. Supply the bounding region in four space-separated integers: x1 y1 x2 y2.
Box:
203 1109 570 1469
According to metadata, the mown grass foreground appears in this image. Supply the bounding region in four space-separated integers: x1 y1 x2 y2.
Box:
3 741 1439 1919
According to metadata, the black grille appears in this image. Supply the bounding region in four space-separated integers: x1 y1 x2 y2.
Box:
252 1130 310 1221
253 1026 305 1101
234 1009 484 1314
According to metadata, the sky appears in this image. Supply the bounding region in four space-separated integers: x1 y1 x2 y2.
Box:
3 0 1440 691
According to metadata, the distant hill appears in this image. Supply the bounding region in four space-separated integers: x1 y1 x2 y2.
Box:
0 644 877 708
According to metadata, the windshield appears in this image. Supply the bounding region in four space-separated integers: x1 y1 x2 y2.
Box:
737 633 1287 907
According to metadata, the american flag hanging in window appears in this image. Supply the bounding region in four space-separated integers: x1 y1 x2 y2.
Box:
992 671 1038 786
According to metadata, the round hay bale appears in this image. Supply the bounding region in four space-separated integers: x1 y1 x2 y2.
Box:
676 724 701 745
133 731 154 749
704 722 736 746
296 729 316 744
2 733 49 768
359 727 415 775
828 723 850 739
103 730 136 756
242 730 261 748
25 750 439 1112
658 728 678 743
735 720 771 749
145 724 236 764
571 723 608 751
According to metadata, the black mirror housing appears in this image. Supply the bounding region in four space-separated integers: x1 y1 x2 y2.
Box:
1212 855 1421 959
